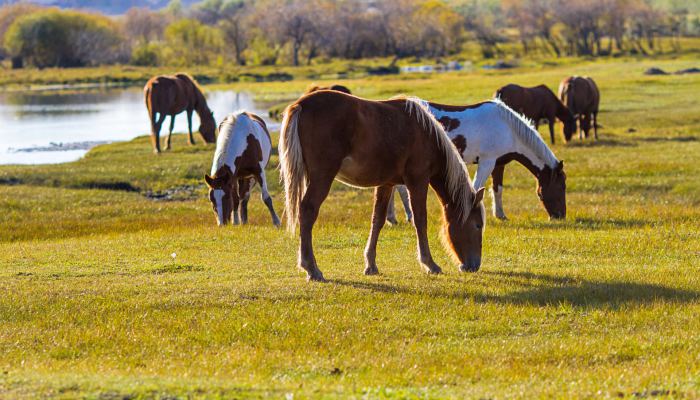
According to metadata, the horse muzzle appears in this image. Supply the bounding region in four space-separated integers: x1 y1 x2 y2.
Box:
459 257 481 273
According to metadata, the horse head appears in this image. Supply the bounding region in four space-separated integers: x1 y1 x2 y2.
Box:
537 161 566 219
204 165 234 226
442 187 486 272
562 110 576 142
199 111 217 143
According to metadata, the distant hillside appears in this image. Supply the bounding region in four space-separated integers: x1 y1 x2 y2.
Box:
0 0 199 15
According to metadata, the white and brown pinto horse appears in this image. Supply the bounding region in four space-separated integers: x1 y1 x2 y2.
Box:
279 90 485 282
388 99 566 222
205 112 281 227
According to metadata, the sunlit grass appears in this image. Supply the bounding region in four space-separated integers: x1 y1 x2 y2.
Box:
1 58 700 398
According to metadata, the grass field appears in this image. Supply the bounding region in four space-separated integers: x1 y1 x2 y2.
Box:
1 57 700 398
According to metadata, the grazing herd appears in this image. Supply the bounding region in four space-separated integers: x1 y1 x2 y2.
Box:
143 74 601 281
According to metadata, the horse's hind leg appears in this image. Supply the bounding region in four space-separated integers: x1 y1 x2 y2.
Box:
365 185 393 275
396 185 412 223
405 180 441 275
386 189 399 225
491 164 508 220
151 113 166 154
166 114 175 151
299 176 334 282
255 172 281 227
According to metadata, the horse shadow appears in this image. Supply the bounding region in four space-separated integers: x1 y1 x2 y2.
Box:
331 270 699 309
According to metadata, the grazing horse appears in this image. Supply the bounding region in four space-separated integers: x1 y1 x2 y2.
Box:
279 90 485 282
144 73 217 153
495 83 576 144
558 76 600 140
305 84 352 95
205 112 280 227
388 99 565 222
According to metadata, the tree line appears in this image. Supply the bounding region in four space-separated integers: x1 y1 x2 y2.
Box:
0 0 698 69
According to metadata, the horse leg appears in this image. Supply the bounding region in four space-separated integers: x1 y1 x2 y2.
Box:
473 159 496 190
151 113 166 154
578 116 584 140
491 164 507 220
238 178 251 225
386 188 399 226
166 114 175 151
593 111 599 140
396 185 413 223
231 180 241 225
298 176 334 282
364 185 393 275
548 119 555 144
405 180 441 275
186 109 195 145
255 172 281 227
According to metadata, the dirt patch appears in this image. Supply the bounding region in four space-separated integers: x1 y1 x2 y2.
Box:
143 184 204 201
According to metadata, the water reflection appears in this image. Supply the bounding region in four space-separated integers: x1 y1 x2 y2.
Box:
0 87 273 165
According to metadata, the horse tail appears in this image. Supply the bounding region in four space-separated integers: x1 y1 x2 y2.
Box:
279 103 306 233
403 97 471 221
144 83 155 129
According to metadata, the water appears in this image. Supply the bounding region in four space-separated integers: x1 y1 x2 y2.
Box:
0 87 275 165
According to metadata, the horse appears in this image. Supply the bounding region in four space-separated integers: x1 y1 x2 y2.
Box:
279 90 485 282
495 83 576 144
558 76 600 140
304 84 352 95
387 98 565 222
144 73 217 153
204 111 280 227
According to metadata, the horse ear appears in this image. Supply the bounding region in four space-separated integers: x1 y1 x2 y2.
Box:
204 174 215 187
557 160 564 171
473 187 485 208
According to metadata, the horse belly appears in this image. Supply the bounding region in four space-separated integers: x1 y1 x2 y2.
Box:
336 156 386 188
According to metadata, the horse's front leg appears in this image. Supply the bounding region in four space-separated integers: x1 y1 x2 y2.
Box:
593 111 599 140
491 164 508 220
186 109 195 145
238 178 252 225
405 180 441 275
298 179 333 282
548 119 556 144
365 185 393 275
473 159 496 191
165 114 175 151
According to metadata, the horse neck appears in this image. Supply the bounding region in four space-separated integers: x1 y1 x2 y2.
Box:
193 87 212 118
429 173 467 222
554 100 572 122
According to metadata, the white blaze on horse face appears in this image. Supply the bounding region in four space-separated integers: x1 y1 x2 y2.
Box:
213 189 225 225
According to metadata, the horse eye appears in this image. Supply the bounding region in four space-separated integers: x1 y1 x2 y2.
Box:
476 223 483 230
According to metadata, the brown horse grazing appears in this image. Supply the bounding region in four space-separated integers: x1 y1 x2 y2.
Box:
279 90 485 282
144 73 217 153
304 84 352 95
558 76 600 140
495 83 576 144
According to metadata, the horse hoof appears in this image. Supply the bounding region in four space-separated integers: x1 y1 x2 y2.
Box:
364 266 379 275
459 264 480 273
386 217 399 226
424 265 442 275
307 270 326 282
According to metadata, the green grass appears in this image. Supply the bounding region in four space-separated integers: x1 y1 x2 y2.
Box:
1 58 700 399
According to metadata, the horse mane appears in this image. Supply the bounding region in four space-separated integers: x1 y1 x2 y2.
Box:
399 96 473 221
491 98 559 169
211 111 244 175
175 72 210 111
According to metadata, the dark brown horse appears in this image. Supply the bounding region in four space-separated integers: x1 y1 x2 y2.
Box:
144 73 217 153
495 84 576 144
305 84 352 95
558 76 600 140
279 91 485 282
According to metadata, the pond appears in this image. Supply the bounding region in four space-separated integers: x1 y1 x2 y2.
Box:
0 87 277 165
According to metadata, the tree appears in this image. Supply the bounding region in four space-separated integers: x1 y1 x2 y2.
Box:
164 18 222 66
